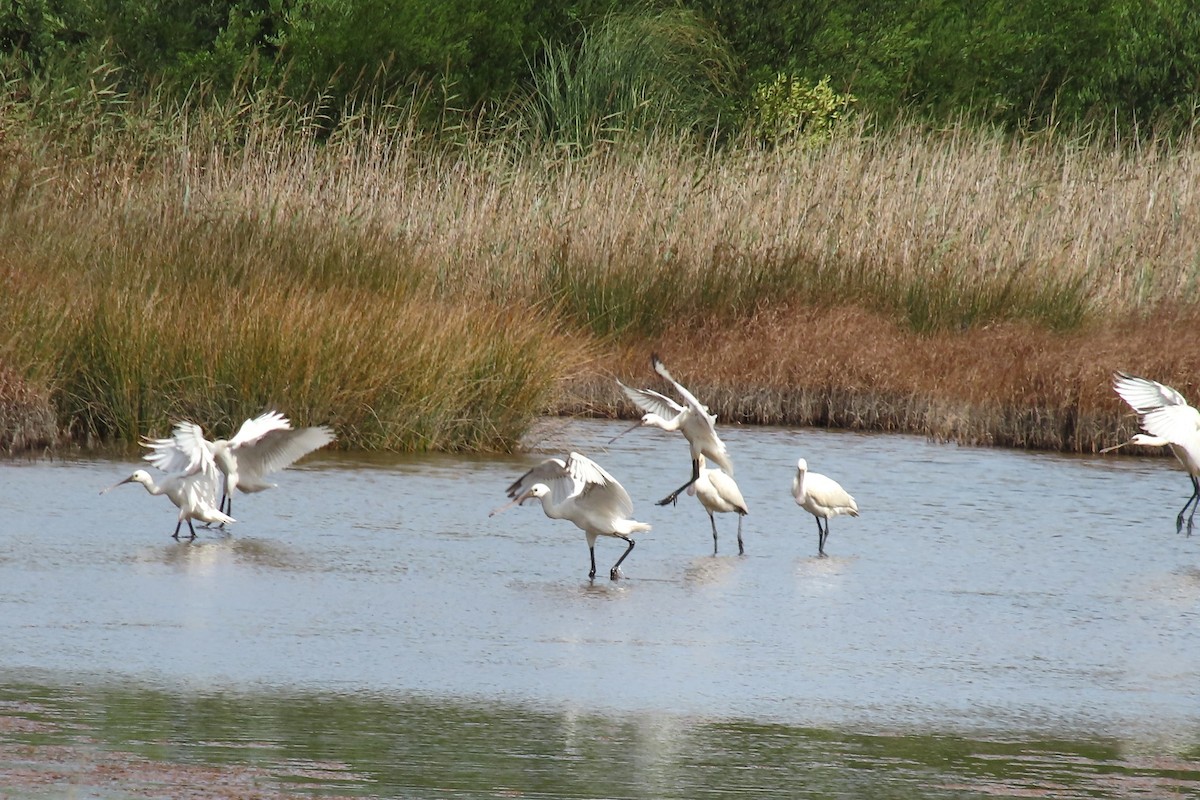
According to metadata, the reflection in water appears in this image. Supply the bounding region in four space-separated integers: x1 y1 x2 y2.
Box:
0 683 1197 799
681 555 738 586
133 536 307 573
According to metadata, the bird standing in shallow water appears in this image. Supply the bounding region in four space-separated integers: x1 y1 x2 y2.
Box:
491 452 651 580
102 422 232 539
688 455 748 555
792 458 858 557
142 411 335 520
613 354 732 507
1108 371 1200 534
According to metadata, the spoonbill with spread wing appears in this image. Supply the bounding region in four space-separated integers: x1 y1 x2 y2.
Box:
491 452 650 580
142 410 335 519
613 353 732 507
102 421 232 538
1108 371 1200 533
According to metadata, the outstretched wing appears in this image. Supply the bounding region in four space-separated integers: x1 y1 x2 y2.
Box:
233 425 336 483
617 380 684 419
1113 372 1191 413
651 353 715 422
566 452 635 520
229 410 293 448
141 420 212 476
1139 403 1200 448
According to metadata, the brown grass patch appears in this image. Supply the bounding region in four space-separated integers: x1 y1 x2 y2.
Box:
566 304 1200 452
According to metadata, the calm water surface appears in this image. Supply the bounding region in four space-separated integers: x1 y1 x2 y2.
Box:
1 418 1199 798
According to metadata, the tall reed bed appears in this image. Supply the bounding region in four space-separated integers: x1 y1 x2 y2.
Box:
2 93 1199 450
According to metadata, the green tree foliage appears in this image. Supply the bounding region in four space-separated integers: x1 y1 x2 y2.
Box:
1 0 1198 131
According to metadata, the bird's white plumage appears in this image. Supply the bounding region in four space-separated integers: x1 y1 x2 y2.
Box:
792 457 858 556
1113 372 1191 413
105 446 232 538
1109 371 1200 532
142 411 335 514
495 452 649 579
688 455 748 554
615 355 732 499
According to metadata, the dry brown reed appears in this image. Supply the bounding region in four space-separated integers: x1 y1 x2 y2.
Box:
569 303 1200 452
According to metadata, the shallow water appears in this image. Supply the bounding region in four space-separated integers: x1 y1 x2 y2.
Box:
1 418 1199 797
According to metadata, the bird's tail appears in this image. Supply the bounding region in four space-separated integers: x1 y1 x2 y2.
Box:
616 520 652 535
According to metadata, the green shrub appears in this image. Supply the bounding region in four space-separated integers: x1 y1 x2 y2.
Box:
520 7 737 148
751 73 855 144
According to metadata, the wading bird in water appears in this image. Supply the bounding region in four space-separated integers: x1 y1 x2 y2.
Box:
1108 371 1200 534
792 458 858 557
612 353 732 507
491 452 650 580
688 455 748 555
102 422 233 539
142 411 335 520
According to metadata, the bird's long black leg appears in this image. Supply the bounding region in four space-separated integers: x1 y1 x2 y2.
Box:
1181 476 1200 536
657 459 701 506
610 536 636 580
589 546 597 580
709 512 719 556
172 520 182 540
816 517 827 557
187 519 197 540
219 495 231 530
737 515 745 556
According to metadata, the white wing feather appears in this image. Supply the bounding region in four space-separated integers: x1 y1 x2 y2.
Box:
1138 404 1200 447
617 380 685 419
232 425 336 487
652 354 714 419
141 420 213 476
1113 372 1191 413
229 410 292 448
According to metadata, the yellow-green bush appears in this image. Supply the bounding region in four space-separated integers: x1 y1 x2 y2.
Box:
750 74 855 145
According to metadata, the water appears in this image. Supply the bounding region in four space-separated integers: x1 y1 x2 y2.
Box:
1 418 1199 798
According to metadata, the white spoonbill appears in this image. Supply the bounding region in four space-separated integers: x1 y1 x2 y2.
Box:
491 452 651 580
613 353 732 507
688 455 748 555
1108 371 1200 533
792 458 858 557
142 410 335 518
102 422 233 539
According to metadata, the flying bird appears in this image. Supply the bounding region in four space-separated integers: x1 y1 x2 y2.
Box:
102 422 233 539
1109 371 1200 533
491 452 650 580
792 458 858 557
612 353 732 507
688 455 748 555
142 411 335 519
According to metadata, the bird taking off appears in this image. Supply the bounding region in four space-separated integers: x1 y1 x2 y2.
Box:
613 353 732 507
1108 371 1200 534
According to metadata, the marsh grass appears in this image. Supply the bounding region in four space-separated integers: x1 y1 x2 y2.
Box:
3 84 1200 450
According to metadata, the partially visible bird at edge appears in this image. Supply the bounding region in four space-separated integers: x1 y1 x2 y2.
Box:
1107 371 1200 534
